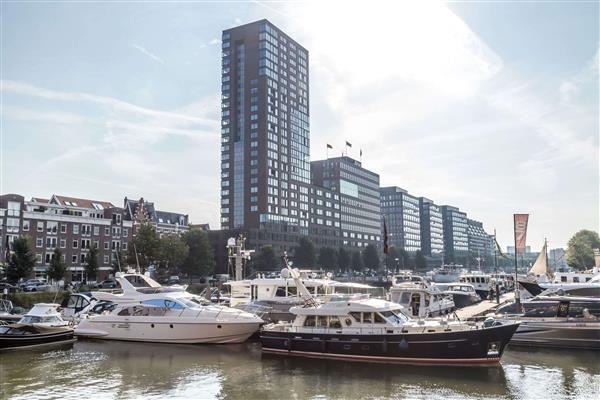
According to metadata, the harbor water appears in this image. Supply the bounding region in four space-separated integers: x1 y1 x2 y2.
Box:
1 340 598 399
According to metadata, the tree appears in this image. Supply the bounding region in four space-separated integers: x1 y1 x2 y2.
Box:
566 230 600 270
362 244 380 270
85 246 100 282
318 247 337 270
254 245 279 271
181 229 215 281
6 236 35 282
415 250 427 271
158 234 189 277
127 223 160 271
337 248 350 271
351 251 363 271
47 248 67 283
293 237 316 268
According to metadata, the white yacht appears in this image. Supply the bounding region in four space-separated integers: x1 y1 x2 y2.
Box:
75 298 262 344
431 264 464 283
459 273 491 299
225 275 377 322
389 281 455 317
74 272 263 343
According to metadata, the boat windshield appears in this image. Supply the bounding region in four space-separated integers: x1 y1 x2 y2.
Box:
380 310 408 325
19 315 62 324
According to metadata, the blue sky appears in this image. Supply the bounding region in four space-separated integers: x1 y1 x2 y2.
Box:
1 1 598 250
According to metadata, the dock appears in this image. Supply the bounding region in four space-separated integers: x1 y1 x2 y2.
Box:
455 292 515 320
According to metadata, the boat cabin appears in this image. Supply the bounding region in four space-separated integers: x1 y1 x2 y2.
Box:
19 304 68 327
389 285 455 318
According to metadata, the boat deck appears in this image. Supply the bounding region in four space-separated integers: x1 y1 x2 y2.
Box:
455 292 515 320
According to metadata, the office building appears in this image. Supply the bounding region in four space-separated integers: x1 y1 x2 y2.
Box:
419 197 444 257
312 156 381 250
219 19 310 253
380 187 421 253
467 218 494 265
440 205 469 262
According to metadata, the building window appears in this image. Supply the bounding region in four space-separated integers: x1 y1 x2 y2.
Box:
22 220 30 231
35 254 42 264
73 225 79 234
37 222 44 232
36 238 43 248
93 241 99 249
104 227 110 236
104 242 109 250
60 239 66 248
123 228 128 237
122 243 128 251
72 255 77 263
61 224 67 233
73 240 78 249
103 255 109 264
93 226 100 236
46 221 58 235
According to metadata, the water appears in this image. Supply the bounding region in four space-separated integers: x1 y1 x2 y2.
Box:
1 340 598 399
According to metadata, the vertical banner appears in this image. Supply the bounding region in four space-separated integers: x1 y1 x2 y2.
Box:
513 214 529 255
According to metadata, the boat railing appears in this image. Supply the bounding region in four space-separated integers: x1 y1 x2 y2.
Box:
265 324 482 334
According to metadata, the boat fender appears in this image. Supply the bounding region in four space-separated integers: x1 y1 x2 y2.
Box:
284 339 291 351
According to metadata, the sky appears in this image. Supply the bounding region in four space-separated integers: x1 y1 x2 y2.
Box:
1 0 598 250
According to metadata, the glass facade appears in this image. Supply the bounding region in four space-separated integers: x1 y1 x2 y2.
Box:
441 205 469 262
419 197 444 257
380 187 421 253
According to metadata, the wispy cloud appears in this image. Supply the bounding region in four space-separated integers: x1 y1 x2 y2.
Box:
131 43 165 65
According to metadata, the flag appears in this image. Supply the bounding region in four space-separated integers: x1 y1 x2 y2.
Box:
494 237 509 259
4 235 10 264
326 144 333 149
383 218 389 255
346 141 352 148
513 214 529 255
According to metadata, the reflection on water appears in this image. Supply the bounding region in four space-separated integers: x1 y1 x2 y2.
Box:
1 340 598 400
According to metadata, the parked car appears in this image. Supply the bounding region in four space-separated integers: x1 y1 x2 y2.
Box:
0 282 18 293
96 280 117 289
23 282 51 292
167 276 180 285
19 279 45 290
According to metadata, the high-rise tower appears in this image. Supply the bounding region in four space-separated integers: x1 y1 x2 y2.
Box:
220 20 310 248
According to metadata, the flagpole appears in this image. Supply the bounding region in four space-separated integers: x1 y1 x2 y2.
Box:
513 215 521 312
493 229 498 275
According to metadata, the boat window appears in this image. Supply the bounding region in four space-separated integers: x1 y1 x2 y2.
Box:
163 300 184 309
19 316 42 323
304 315 316 327
362 313 372 324
317 316 328 328
125 275 152 288
329 316 342 329
349 312 362 322
586 277 591 282
317 286 326 295
399 292 411 304
287 286 297 296
424 296 430 307
275 287 287 297
374 313 386 323
67 296 78 308
573 277 580 283
381 310 407 324
561 276 567 282
118 307 132 316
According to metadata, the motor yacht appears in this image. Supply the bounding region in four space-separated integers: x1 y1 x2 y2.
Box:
497 288 600 349
459 273 491 299
431 264 464 283
0 303 75 351
225 275 377 322
260 267 520 366
442 283 481 308
75 296 262 344
388 281 455 317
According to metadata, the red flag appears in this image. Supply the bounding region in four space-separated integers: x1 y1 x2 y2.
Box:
383 218 389 255
513 214 529 255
